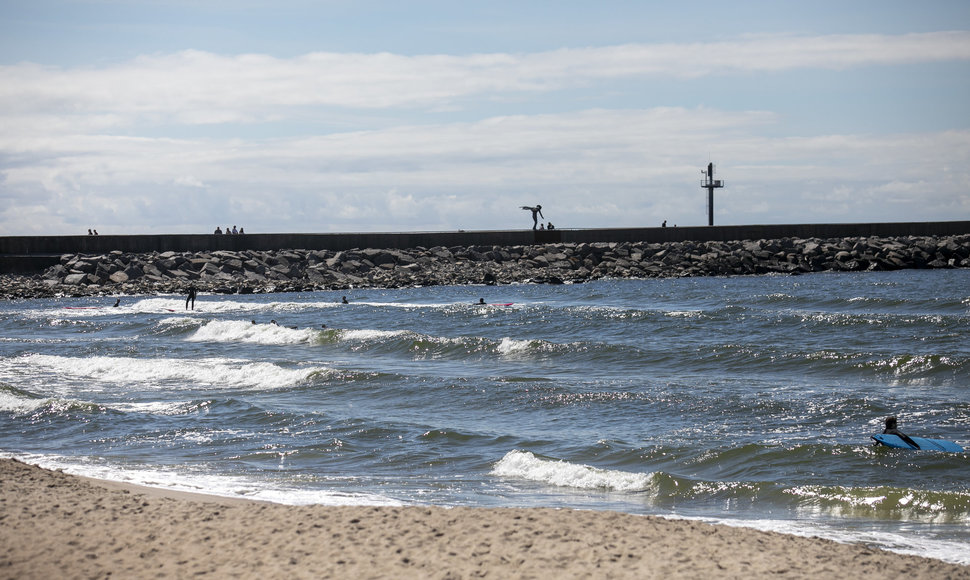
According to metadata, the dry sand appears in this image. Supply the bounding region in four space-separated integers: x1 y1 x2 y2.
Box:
1 458 967 579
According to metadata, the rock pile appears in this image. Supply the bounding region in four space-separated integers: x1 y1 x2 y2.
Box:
1 234 968 299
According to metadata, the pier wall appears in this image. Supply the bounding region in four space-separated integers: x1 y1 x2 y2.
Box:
2 221 969 273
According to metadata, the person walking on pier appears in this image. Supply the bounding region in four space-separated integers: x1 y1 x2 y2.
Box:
521 205 543 230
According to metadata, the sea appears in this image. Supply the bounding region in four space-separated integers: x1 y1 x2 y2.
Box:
1 269 968 565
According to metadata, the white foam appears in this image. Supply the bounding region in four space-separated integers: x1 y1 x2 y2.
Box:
2 453 403 508
491 450 655 492
665 310 702 318
5 354 324 391
677 514 970 567
111 400 203 415
188 320 320 345
158 316 203 327
46 296 347 316
0 390 47 413
339 329 408 341
496 337 534 355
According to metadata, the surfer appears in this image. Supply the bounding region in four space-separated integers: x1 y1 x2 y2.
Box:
520 205 543 229
113 298 121 307
883 416 920 449
479 298 486 304
185 286 197 310
342 296 349 304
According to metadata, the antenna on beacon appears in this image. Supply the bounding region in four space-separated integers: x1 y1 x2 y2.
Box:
701 162 724 226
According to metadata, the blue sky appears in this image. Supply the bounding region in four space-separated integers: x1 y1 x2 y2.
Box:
1 0 968 235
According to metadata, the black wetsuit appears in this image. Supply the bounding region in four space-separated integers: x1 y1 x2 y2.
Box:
186 287 197 310
884 427 920 449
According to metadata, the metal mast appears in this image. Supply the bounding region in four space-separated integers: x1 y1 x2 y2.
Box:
701 162 724 226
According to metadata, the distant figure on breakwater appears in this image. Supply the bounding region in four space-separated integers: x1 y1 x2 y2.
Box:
232 225 238 234
88 229 93 235
521 205 543 229
239 227 245 234
185 286 197 310
214 227 223 235
662 220 667 228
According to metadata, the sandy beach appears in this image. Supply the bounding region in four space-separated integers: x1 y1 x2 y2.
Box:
1 458 967 579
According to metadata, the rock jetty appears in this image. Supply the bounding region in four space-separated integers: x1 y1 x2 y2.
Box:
1 234 968 299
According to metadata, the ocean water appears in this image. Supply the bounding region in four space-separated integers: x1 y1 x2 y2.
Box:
1 269 968 564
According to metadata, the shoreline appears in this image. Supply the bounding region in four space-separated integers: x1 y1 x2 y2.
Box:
2 458 968 579
1 233 968 299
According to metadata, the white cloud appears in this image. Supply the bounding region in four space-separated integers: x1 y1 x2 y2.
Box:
1 31 967 129
1 107 967 234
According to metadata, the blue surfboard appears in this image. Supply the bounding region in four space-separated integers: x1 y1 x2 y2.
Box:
872 434 964 452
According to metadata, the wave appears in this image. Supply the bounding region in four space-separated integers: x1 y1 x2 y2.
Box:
0 354 326 391
187 320 323 345
786 484 970 523
0 382 114 417
492 450 655 492
492 449 970 524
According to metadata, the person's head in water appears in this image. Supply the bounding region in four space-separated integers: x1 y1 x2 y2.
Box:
885 416 898 430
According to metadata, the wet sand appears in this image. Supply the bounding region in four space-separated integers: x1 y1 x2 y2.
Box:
2 458 967 579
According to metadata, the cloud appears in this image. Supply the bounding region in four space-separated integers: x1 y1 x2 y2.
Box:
1 107 967 234
1 31 967 129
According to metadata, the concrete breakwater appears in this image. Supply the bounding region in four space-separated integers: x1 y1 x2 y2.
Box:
1 233 968 299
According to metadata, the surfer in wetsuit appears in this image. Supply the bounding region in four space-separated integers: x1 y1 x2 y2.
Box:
185 286 197 310
883 416 920 449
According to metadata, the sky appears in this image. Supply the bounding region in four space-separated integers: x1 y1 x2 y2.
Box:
1 0 969 235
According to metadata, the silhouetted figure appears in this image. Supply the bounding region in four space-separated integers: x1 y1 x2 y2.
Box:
239 227 245 234
547 222 555 230
88 229 93 235
883 416 920 449
479 298 486 304
662 220 667 228
113 298 121 307
232 225 238 234
214 226 223 234
521 205 543 229
185 286 197 310
93 229 99 235
342 296 349 304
